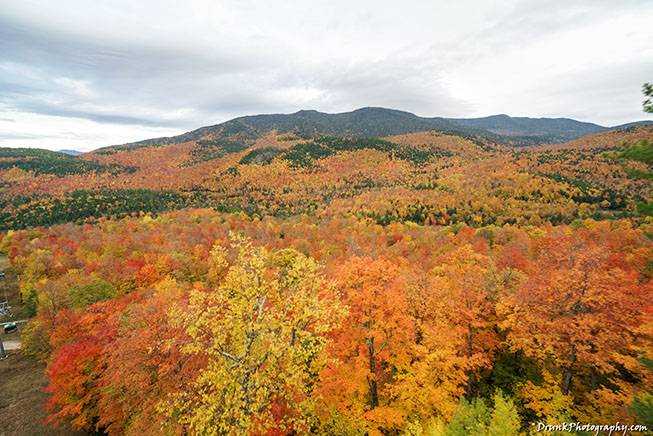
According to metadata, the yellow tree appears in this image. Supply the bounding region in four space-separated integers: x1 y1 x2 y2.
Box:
388 273 468 422
166 235 345 435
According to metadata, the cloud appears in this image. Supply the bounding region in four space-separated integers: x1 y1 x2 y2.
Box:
0 0 651 150
0 110 183 150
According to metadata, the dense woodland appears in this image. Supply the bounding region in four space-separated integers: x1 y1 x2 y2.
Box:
0 123 652 434
1 128 652 231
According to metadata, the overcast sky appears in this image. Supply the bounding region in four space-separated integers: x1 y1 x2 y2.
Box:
1 0 652 151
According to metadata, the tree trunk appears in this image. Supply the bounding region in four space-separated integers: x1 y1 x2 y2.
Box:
367 336 379 409
465 374 475 401
0 335 6 359
562 347 576 395
562 368 573 395
415 321 423 346
465 323 474 399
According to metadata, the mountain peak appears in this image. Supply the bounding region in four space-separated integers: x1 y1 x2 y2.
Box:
293 109 323 116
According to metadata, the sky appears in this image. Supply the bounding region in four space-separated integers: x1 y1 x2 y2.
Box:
1 0 652 151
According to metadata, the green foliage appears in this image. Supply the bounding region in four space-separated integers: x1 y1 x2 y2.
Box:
446 398 491 436
282 141 335 168
239 147 284 165
0 148 136 176
482 351 541 399
624 167 653 181
445 394 521 436
21 284 38 317
314 411 367 436
637 201 653 216
616 139 653 165
279 136 451 168
540 172 624 211
0 189 201 230
631 353 653 428
0 148 65 158
316 136 452 164
631 393 653 429
644 82 653 114
20 319 52 361
318 136 394 151
395 146 452 164
487 392 521 436
185 139 249 165
69 276 117 308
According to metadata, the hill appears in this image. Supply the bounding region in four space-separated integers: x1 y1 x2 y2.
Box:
537 125 653 150
97 108 653 154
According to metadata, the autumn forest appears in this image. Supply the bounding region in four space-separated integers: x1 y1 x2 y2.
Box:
1 107 653 435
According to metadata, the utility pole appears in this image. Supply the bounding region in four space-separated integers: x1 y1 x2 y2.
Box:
0 270 8 359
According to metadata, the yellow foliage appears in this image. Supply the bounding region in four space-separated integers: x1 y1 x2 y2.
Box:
162 234 345 435
519 370 573 421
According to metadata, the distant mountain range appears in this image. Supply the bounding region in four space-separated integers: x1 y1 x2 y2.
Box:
58 149 83 156
446 114 653 142
103 107 653 152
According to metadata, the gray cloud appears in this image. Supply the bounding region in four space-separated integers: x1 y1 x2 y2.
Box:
0 0 651 150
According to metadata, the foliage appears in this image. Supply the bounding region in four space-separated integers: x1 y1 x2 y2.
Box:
631 393 653 428
644 82 653 114
0 148 135 176
239 147 284 165
281 136 452 167
1 122 652 434
444 392 521 436
617 139 653 165
185 139 249 165
2 128 652 230
282 141 335 168
164 236 345 434
0 189 200 230
4 209 650 434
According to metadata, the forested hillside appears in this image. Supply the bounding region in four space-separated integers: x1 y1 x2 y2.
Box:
0 117 652 435
1 126 652 230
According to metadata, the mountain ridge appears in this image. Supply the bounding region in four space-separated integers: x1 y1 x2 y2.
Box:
95 107 653 153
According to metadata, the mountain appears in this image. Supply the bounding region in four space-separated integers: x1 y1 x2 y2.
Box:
610 120 653 130
101 108 478 152
102 108 653 152
445 114 605 143
58 149 83 156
